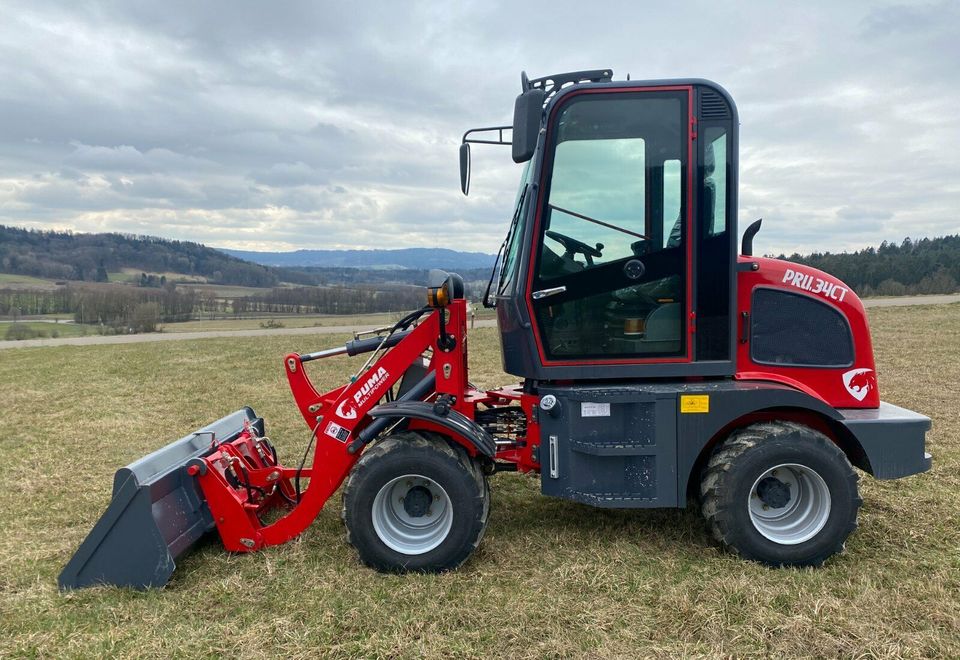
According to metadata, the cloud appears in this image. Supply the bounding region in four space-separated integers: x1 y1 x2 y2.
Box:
0 0 957 256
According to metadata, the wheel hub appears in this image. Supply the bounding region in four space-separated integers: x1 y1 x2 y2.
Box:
402 485 433 517
747 463 832 545
756 476 791 509
371 474 454 555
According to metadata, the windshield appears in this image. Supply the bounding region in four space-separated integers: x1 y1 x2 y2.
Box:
495 161 533 296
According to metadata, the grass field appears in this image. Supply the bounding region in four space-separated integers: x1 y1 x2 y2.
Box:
113 268 208 284
162 312 410 333
162 308 496 333
177 282 283 298
0 310 497 341
1 304 958 657
0 273 60 290
1 320 91 340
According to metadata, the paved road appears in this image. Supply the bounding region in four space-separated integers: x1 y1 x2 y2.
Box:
0 319 500 350
860 293 960 308
2 293 957 351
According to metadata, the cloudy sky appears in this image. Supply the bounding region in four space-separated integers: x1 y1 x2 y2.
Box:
1 1 957 255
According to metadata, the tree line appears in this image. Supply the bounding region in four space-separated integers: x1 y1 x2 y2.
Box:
780 235 959 296
0 286 197 332
0 282 424 332
233 285 423 315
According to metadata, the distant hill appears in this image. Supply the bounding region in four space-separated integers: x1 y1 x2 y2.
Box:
220 247 497 270
0 225 282 287
3 223 954 299
0 225 494 292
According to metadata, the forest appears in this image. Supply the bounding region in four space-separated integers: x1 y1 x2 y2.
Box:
782 235 959 296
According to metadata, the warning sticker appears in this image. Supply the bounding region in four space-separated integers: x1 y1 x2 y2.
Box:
581 402 611 417
680 395 710 414
325 421 350 443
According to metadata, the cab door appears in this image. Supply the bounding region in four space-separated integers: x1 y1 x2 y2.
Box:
528 88 693 365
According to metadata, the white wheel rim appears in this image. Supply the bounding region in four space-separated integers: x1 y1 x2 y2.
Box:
748 463 831 545
371 474 453 555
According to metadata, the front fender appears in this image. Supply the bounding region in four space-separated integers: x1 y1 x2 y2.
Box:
367 400 497 458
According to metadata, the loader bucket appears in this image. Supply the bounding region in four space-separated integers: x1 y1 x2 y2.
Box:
59 407 260 590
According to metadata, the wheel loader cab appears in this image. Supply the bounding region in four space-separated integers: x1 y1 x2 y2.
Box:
495 76 738 380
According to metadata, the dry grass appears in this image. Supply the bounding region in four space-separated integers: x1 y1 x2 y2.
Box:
1 321 90 339
161 312 409 333
162 308 497 334
0 273 60 290
1 304 958 658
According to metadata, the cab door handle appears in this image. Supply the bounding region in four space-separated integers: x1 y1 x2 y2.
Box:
532 286 566 300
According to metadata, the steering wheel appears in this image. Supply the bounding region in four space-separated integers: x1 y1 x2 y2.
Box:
545 230 604 267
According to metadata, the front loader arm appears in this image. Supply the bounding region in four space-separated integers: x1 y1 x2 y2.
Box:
248 303 469 549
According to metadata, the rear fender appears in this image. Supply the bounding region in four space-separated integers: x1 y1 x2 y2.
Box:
678 381 845 500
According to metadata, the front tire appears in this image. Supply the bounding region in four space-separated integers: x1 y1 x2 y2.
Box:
342 432 490 572
700 421 861 567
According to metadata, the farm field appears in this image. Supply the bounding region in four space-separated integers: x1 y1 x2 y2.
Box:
111 268 208 284
1 320 90 340
0 273 61 290
162 308 497 333
162 312 411 333
0 308 500 342
0 304 958 657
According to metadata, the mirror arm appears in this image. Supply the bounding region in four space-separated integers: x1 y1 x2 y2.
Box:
461 126 513 146
459 126 514 196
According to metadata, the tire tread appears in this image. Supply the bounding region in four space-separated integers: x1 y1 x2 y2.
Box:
341 431 489 572
700 421 861 567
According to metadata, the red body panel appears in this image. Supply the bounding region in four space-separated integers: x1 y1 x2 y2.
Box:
735 256 879 409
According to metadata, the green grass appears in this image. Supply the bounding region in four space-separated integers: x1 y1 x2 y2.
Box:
161 308 495 333
162 312 409 333
116 268 208 284
0 273 59 289
0 305 958 657
177 282 277 298
1 321 91 340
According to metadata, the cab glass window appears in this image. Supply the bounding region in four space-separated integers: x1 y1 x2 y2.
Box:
532 92 688 360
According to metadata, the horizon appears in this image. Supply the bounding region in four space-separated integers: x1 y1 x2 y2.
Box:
5 222 955 261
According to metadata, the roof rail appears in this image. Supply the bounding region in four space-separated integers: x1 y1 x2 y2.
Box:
520 69 614 101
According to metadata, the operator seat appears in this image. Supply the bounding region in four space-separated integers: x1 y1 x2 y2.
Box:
666 141 716 248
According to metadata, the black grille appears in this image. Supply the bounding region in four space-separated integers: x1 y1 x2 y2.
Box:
751 288 854 367
699 89 731 120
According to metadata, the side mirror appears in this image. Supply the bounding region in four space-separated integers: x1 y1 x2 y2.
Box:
459 142 471 195
512 88 545 163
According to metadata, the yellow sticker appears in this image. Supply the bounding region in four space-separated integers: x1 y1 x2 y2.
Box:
680 394 710 414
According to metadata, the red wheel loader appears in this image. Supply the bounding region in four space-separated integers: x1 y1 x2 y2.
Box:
60 70 932 589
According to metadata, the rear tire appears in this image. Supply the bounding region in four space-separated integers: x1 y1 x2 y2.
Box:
342 432 490 572
700 421 861 567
